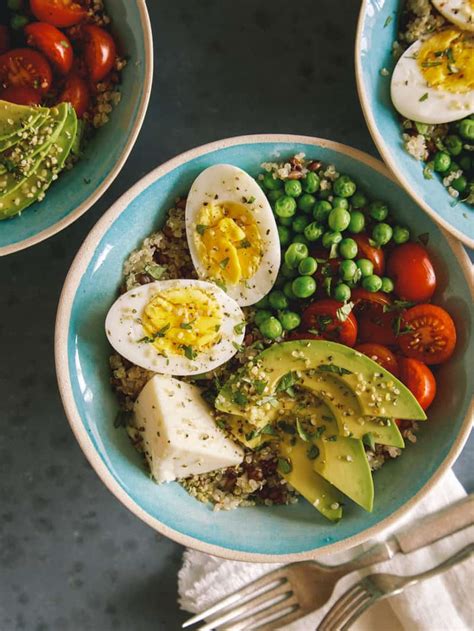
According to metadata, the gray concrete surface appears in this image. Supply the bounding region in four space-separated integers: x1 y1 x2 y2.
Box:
0 1 472 629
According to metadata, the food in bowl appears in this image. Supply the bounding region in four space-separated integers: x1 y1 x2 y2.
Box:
106 155 457 522
389 0 473 206
0 0 125 219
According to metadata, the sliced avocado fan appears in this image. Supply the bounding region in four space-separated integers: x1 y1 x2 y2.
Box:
0 100 48 141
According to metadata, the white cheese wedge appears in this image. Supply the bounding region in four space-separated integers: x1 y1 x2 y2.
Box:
133 374 244 483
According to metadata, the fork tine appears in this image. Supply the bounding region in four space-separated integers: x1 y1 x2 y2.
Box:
339 597 376 631
182 568 287 628
250 605 306 631
318 585 370 631
197 580 292 631
230 596 300 630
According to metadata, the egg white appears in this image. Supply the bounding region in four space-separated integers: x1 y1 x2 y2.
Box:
105 279 245 376
185 164 281 307
432 0 474 32
391 38 474 123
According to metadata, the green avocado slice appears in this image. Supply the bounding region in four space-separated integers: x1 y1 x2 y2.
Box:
0 110 50 153
0 104 77 220
0 100 48 141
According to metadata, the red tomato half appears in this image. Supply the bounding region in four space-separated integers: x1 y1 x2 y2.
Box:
58 73 89 117
300 299 358 347
386 243 436 303
352 288 397 346
355 343 399 377
25 22 73 75
83 25 116 82
0 48 52 92
0 85 42 105
398 304 456 365
30 0 87 28
353 234 385 275
398 357 436 410
0 25 10 56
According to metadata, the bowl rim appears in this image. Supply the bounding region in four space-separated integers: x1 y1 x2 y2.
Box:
55 133 474 562
355 0 474 250
0 0 154 258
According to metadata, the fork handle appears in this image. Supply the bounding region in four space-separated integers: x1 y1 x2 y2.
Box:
393 494 474 555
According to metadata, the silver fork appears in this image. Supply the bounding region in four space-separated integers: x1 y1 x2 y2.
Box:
182 495 473 630
318 542 474 631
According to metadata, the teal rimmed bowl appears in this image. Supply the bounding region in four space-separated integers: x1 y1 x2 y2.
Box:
0 0 153 256
356 0 474 249
55 135 473 561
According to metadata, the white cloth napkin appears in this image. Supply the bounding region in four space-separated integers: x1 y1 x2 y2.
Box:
179 470 474 630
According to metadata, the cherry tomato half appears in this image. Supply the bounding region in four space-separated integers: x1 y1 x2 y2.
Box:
352 288 398 346
83 25 116 82
355 343 399 377
398 304 456 365
0 85 42 105
300 299 358 347
0 48 52 92
386 243 436 303
25 22 73 75
0 25 10 56
30 0 87 28
353 234 385 276
58 73 89 117
398 357 436 410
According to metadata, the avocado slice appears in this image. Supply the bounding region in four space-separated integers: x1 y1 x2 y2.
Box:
279 434 343 521
0 100 48 141
0 110 50 153
0 104 77 220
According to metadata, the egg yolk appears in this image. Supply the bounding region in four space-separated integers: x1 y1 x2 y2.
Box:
418 28 474 94
141 287 222 358
194 201 262 285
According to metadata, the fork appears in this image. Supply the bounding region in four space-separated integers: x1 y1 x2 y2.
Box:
318 542 474 631
182 495 473 630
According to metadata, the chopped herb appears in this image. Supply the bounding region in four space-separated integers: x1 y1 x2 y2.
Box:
418 232 430 246
60 40 70 48
276 371 300 393
238 239 251 249
326 435 338 442
242 195 256 204
296 418 313 442
220 257 230 269
336 301 354 323
196 224 207 235
383 14 393 27
114 410 132 428
277 420 296 435
318 364 353 376
232 341 245 352
233 321 246 335
254 379 267 395
421 61 442 68
215 279 227 292
216 419 227 430
144 264 166 280
214 324 221 332
277 457 292 474
314 425 327 438
392 316 414 337
180 345 197 360
383 300 415 313
419 93 429 102
363 432 376 450
307 444 320 460
138 323 170 343
180 319 195 330
233 391 248 406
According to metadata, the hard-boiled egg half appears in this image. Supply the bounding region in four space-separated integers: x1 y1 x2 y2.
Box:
432 0 474 32
391 27 474 123
185 164 280 307
105 279 245 375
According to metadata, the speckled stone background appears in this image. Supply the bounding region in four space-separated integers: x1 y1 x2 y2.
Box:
0 1 472 629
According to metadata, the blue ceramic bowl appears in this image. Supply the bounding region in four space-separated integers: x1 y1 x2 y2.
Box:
0 0 153 256
356 0 474 249
55 136 473 561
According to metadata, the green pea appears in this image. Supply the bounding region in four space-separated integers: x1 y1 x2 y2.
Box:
302 171 320 193
292 275 317 299
339 259 357 281
292 215 310 233
298 256 318 276
318 188 331 200
333 175 357 198
392 225 410 244
339 237 358 260
10 14 28 29
274 195 297 218
372 222 393 246
368 200 389 222
279 310 301 331
459 156 472 172
328 207 351 232
298 193 317 214
280 262 297 279
284 179 303 198
304 221 323 242
381 277 394 293
277 225 291 246
362 274 383 292
446 160 460 175
254 309 273 327
292 234 309 246
284 242 308 269
445 135 463 156
333 283 351 302
351 191 367 209
313 200 332 223
262 172 283 190
356 258 374 277
332 196 349 210
452 175 467 193
459 118 474 141
433 151 452 173
348 210 365 234
259 316 283 340
283 280 297 300
278 215 294 226
322 230 342 249
268 189 284 203
254 295 270 309
268 290 289 310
